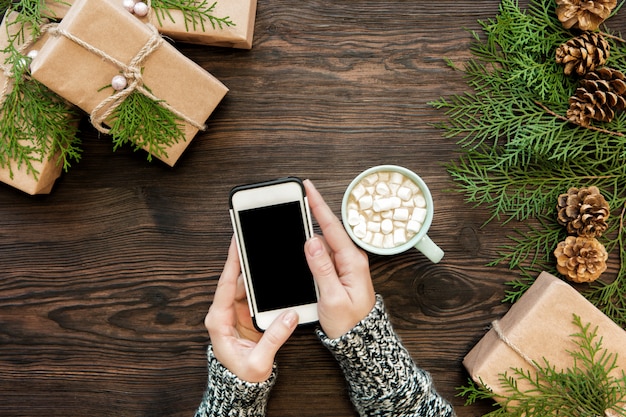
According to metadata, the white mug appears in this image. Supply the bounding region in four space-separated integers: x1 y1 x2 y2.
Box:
341 165 444 263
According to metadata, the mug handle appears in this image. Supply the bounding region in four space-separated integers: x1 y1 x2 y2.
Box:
414 235 444 263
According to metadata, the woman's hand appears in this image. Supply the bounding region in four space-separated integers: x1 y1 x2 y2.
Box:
303 180 376 339
204 237 299 382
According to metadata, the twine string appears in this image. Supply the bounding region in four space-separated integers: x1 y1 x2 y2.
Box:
48 19 206 134
491 319 539 370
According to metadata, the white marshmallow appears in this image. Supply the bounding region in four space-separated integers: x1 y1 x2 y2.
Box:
373 198 392 212
372 233 384 247
359 195 373 210
381 219 393 234
351 183 366 200
414 194 426 208
381 210 393 219
412 207 427 223
397 186 412 201
389 196 402 209
353 222 367 239
390 172 404 184
393 208 409 221
367 221 381 233
375 181 391 196
393 228 407 245
347 209 361 226
363 231 373 244
362 173 378 186
383 234 395 248
407 220 422 234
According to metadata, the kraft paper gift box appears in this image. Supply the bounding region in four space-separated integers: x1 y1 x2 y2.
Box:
146 0 258 49
0 12 77 195
30 0 229 167
463 271 626 405
49 0 258 49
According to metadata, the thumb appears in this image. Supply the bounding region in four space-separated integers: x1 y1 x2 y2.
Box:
253 310 299 363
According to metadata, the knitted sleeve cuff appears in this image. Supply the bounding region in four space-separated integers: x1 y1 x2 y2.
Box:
194 345 276 417
316 294 455 416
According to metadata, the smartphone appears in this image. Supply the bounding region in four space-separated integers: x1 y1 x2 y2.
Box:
229 177 319 331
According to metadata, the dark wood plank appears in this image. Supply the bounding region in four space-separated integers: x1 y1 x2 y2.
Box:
1 0 624 416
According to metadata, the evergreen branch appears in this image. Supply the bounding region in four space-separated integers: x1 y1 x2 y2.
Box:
108 88 185 162
151 0 235 33
0 45 80 179
432 0 626 326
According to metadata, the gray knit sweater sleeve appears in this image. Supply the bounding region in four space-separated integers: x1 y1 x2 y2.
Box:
316 294 455 417
194 345 276 417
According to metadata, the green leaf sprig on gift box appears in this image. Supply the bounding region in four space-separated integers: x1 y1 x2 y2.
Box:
430 0 626 327
143 0 235 32
458 315 626 417
0 3 81 182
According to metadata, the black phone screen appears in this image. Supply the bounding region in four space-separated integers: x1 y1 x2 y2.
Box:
239 201 317 312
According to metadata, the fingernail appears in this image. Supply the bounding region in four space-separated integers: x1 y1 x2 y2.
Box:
283 310 298 327
307 237 323 257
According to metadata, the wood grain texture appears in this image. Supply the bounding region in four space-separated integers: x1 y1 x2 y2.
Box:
1 1 624 416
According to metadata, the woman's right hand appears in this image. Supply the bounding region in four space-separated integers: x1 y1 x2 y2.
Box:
303 180 376 339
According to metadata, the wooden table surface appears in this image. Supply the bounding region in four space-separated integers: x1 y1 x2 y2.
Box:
2 1 624 416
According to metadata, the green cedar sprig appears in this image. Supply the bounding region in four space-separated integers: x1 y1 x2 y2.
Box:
0 45 81 179
107 86 185 162
457 315 626 417
430 0 626 327
151 0 235 33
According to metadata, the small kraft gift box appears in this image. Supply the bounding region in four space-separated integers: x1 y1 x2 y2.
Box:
45 0 258 49
463 271 626 408
141 0 258 49
0 11 80 195
30 0 229 167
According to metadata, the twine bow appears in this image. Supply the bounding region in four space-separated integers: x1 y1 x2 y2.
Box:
47 20 206 134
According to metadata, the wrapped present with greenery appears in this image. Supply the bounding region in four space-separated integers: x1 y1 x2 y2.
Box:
30 0 228 166
134 0 257 49
34 0 256 49
0 10 80 195
462 271 626 416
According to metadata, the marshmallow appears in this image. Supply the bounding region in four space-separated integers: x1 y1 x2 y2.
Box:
393 228 407 245
362 173 378 186
390 172 404 184
359 195 373 210
381 219 393 234
347 209 361 226
414 194 426 208
412 207 427 223
375 182 391 196
397 186 412 201
351 183 366 200
373 198 392 212
393 208 409 221
353 222 367 239
407 220 422 234
367 221 381 233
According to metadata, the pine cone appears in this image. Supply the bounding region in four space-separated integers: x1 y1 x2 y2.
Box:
554 236 608 283
557 186 610 237
556 0 617 31
566 67 626 126
555 32 610 76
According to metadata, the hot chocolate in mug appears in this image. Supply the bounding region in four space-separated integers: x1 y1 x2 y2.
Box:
341 165 444 263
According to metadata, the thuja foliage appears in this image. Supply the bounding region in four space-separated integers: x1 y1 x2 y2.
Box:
0 12 81 179
430 0 626 327
151 0 235 32
108 88 185 162
457 315 626 417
